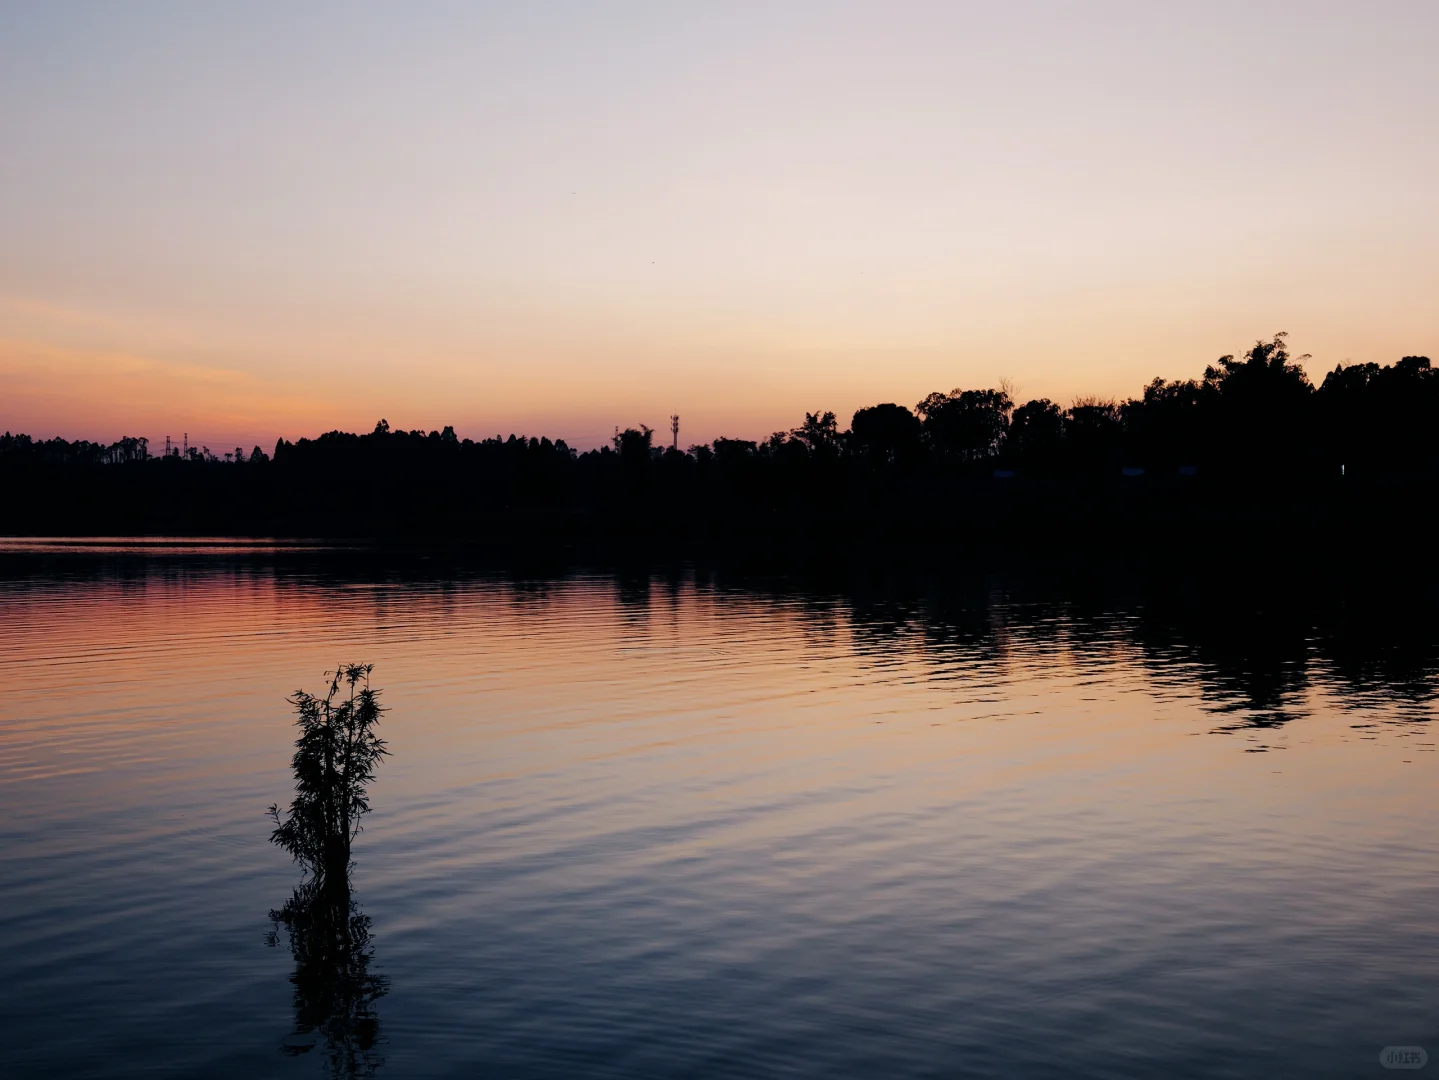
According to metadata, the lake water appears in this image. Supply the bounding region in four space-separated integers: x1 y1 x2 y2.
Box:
1 541 1437 1078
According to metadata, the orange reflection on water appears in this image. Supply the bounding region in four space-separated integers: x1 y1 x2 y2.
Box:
2 562 1433 855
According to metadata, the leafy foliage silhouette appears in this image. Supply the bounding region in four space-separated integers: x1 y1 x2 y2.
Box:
269 665 388 880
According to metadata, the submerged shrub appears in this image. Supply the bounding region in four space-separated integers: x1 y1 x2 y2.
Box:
269 664 389 884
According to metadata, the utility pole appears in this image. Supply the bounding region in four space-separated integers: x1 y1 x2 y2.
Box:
165 435 171 458
670 414 679 451
183 432 188 457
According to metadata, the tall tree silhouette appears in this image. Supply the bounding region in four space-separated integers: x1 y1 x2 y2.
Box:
849 403 922 468
1005 398 1064 466
915 388 1013 462
793 411 841 458
1064 398 1124 473
1201 332 1314 471
1317 354 1438 475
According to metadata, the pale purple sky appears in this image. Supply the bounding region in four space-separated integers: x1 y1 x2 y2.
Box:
2 2 1436 449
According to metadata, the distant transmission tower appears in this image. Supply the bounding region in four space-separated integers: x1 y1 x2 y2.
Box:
670 414 679 451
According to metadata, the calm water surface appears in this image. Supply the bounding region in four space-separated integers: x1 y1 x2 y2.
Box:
1 543 1436 1078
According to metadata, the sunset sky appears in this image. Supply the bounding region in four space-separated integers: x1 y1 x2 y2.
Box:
2 2 1436 451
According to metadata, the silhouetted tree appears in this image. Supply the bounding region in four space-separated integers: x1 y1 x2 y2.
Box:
1122 378 1206 470
613 425 654 460
712 437 758 463
1317 354 1438 475
793 411 840 458
1202 332 1314 472
849 403 922 468
915 388 1012 463
1005 399 1064 467
1064 398 1124 473
613 426 655 492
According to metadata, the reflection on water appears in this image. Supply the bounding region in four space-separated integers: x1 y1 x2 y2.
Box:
268 876 387 1077
0 546 1436 1078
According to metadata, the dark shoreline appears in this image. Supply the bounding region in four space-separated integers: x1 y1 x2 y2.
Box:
4 336 1435 564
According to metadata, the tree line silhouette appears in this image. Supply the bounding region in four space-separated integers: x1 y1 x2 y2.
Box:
3 335 1434 556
